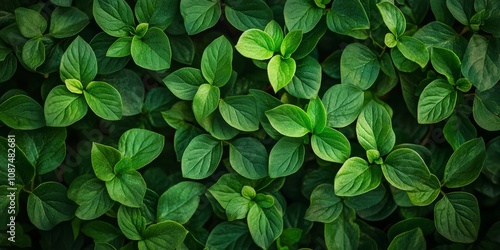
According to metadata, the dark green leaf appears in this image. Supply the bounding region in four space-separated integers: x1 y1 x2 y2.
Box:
311 127 350 163
106 170 147 208
60 36 97 85
50 7 89 38
15 7 47 38
473 83 500 131
180 0 221 35
443 113 477 150
225 0 273 31
181 134 223 179
382 148 433 191
414 21 468 58
229 137 268 180
44 86 88 127
443 138 486 188
68 176 115 220
202 36 233 86
206 221 254 250
247 204 283 249
268 137 305 178
157 181 205 224
284 56 321 99
138 221 188 250
307 97 327 134
431 47 461 84
117 205 146 240
446 0 475 26
98 69 145 116
323 84 364 128
387 228 425 250
335 157 382 196
92 143 121 181
219 95 259 132
118 128 164 170
324 207 360 250
284 0 323 33
93 0 135 37
106 37 132 57
397 36 429 68
0 94 45 130
163 67 204 100
135 0 178 30
22 37 45 70
377 2 406 37
461 35 500 92
417 79 457 124
281 30 302 58
327 0 370 39
131 27 171 71
305 183 343 223
341 43 380 90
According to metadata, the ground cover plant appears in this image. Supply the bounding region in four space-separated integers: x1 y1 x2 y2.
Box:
0 0 500 249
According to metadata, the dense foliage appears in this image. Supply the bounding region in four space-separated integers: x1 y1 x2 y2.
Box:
1 0 500 249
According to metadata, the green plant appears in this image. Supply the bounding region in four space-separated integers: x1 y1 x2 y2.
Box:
1 0 500 249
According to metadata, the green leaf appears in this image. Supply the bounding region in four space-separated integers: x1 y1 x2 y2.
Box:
182 134 223 179
281 30 302 58
93 0 135 37
219 95 260 132
90 32 131 75
107 37 132 57
193 84 220 123
388 228 425 250
417 79 457 124
267 55 297 92
305 183 343 223
0 54 17 83
413 21 468 58
334 157 382 197
323 84 364 128
484 137 500 184
131 27 171 71
391 46 420 72
68 176 115 220
201 36 233 86
14 127 66 175
341 43 380 90
284 0 323 33
229 137 268 180
434 192 480 243
247 204 283 249
117 205 146 240
235 29 275 60
169 34 195 65
65 79 84 94
135 0 178 30
50 7 89 38
163 67 204 100
311 127 350 163
264 21 283 52
180 0 221 35
443 138 486 188
387 217 436 240
206 221 254 249
266 104 312 137
27 182 76 230
473 84 500 131
293 21 327 59
98 68 145 116
60 36 98 85
443 113 477 150
106 170 147 208
84 81 123 120
327 0 370 39
268 137 305 178
0 95 45 130
92 143 120 181
397 36 429 68
406 174 441 206
284 56 322 99
431 47 461 84
377 2 406 37
208 173 253 209
226 196 253 221
118 128 164 170
22 37 45 70
138 221 188 250
356 100 396 155
50 0 72 7
44 86 88 127
15 7 47 38
324 207 360 250
461 35 500 92
446 0 475 26
157 181 205 224
307 97 327 134
225 0 273 31
382 148 433 191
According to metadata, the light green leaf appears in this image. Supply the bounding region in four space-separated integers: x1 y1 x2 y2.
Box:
201 36 233 86
84 81 123 120
284 0 323 33
264 20 283 52
229 137 268 180
356 100 396 155
247 204 283 249
106 170 147 208
305 183 343 223
382 148 433 191
93 0 135 37
180 0 221 35
473 83 500 131
334 157 382 197
15 7 47 38
157 181 205 224
434 192 480 243
307 97 327 134
323 84 364 128
118 128 165 170
193 84 220 123
131 27 171 71
443 138 486 188
138 221 188 250
135 0 178 30
50 6 89 38
219 95 260 132
397 36 429 68
266 104 312 137
461 34 500 92
377 2 406 37
107 37 132 57
91 142 121 181
44 86 88 127
235 29 275 60
226 196 253 221
341 43 380 90
22 37 45 70
225 0 273 31
324 207 360 250
181 134 223 179
268 137 305 178
417 79 457 124
0 95 45 130
60 36 98 85
65 79 84 94
281 30 303 58
327 0 370 39
163 67 204 100
388 228 425 250
311 127 350 163
27 182 76 230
